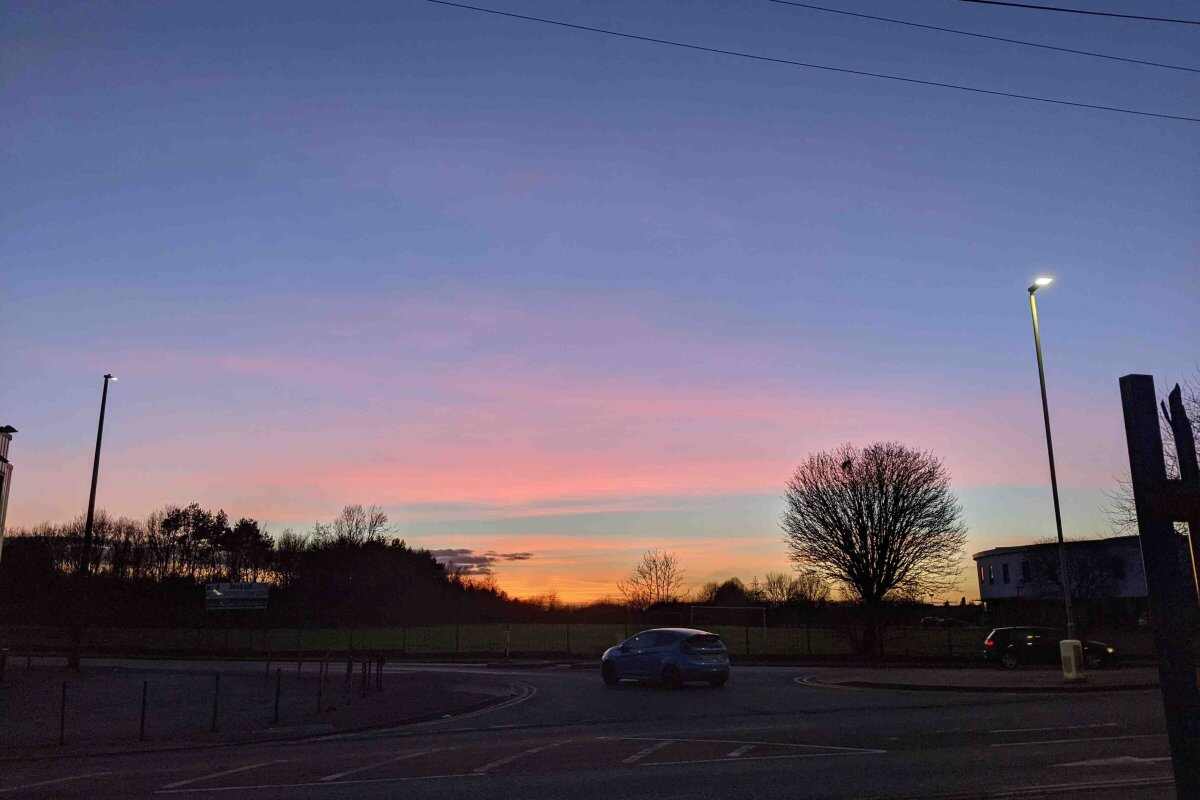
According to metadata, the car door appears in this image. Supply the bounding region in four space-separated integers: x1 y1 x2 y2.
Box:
637 631 676 675
617 633 650 677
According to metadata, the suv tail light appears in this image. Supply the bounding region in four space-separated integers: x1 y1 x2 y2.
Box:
984 637 995 649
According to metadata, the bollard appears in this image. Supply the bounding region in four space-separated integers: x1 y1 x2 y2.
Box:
139 681 148 741
273 668 282 724
59 682 67 746
210 673 220 733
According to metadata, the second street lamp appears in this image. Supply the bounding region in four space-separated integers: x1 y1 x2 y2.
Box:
80 373 117 576
1026 278 1077 645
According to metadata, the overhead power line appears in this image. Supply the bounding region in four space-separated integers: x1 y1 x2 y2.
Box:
771 0 1199 74
957 0 1200 26
425 1 1200 123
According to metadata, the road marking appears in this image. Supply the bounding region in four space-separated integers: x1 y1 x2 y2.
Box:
1054 755 1171 768
314 682 537 741
156 773 468 793
162 761 286 789
991 733 1165 748
644 751 885 767
991 722 1118 734
725 744 755 758
621 736 884 753
472 739 571 774
622 740 674 764
0 773 111 794
319 749 437 781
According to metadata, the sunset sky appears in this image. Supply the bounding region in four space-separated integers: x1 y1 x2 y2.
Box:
4 1 1197 602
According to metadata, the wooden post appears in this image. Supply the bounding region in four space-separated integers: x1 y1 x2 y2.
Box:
139 680 148 741
59 681 67 745
1120 375 1200 797
210 673 220 733
1164 384 1200 602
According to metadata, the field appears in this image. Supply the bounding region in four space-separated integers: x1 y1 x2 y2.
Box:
0 623 1010 660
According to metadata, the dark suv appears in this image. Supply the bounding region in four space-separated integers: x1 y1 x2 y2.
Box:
983 626 1118 670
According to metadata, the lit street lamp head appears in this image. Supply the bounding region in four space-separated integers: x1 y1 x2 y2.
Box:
1028 276 1054 293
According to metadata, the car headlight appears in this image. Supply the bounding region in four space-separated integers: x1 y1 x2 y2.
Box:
1106 647 1115 654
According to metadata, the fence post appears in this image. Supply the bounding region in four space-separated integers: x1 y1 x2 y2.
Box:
360 660 367 699
744 626 750 657
265 652 272 686
210 673 220 733
316 664 324 715
505 624 511 659
273 668 282 724
59 681 67 746
565 624 571 655
376 656 384 691
401 626 408 656
806 623 812 656
139 680 148 741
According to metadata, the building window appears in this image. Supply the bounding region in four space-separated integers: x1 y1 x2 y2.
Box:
1002 563 1010 584
979 565 986 585
988 565 994 585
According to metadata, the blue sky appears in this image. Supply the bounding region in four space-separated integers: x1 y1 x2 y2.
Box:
4 1 1197 600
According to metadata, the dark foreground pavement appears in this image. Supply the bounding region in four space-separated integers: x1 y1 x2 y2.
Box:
0 663 1177 799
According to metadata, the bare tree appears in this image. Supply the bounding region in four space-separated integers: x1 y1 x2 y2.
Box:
617 549 685 610
759 571 832 606
332 504 389 545
782 442 966 653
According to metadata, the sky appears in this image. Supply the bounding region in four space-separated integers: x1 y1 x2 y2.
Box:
3 0 1197 602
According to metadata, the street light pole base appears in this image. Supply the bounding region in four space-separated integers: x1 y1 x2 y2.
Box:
1060 639 1085 681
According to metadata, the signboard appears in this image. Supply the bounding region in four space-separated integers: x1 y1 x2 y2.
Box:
205 582 269 611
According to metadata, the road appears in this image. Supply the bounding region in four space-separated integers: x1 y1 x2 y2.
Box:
2 664 1175 799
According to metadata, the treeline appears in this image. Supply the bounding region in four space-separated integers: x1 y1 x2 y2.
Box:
0 504 552 628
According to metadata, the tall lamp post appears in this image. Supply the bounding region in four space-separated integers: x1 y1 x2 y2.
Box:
80 374 117 577
1026 278 1076 641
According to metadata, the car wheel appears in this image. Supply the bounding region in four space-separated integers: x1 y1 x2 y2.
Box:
1000 652 1020 670
661 665 682 690
708 676 727 688
602 662 619 686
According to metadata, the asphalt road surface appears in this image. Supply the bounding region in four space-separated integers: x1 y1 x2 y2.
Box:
3 664 1176 799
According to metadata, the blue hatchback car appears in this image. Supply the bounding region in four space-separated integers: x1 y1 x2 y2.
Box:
601 627 730 688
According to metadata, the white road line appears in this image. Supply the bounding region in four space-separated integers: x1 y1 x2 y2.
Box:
155 773 468 793
644 751 885 767
622 741 674 764
319 749 437 781
991 722 1118 734
991 733 1165 748
0 772 111 794
472 740 571 775
162 761 286 790
1053 755 1171 768
314 683 538 741
725 744 755 758
621 736 883 753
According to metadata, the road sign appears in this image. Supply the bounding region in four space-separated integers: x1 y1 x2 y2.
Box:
205 582 269 611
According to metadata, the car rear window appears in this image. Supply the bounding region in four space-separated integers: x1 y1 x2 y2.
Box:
686 634 724 649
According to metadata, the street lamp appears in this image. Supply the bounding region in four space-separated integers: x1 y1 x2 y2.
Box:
80 374 116 577
1026 279 1076 642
